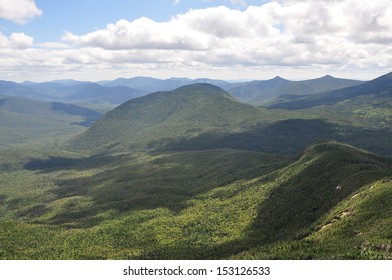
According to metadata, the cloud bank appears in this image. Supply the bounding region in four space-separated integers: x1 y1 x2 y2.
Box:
2 0 392 81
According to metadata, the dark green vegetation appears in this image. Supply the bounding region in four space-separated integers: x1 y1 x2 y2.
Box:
1 142 391 259
1 73 392 259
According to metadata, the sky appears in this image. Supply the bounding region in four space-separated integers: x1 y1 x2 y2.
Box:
0 0 392 82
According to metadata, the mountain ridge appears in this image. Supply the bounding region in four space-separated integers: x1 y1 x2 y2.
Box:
269 71 392 110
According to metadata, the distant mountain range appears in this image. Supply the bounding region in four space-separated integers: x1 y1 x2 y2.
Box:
101 77 232 92
0 80 146 105
71 74 392 156
1 75 364 107
1 72 389 153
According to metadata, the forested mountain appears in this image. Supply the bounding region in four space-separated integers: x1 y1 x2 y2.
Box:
71 83 270 152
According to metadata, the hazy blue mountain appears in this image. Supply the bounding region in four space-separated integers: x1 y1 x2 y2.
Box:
46 79 91 86
8 75 363 108
0 95 101 121
190 78 232 89
21 81 38 86
103 76 232 92
28 82 80 100
0 80 42 100
102 76 188 92
228 75 363 105
0 95 102 147
1 80 135 105
63 83 147 104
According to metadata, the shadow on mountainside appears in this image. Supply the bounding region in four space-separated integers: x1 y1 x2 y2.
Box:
163 118 392 157
24 153 129 172
21 149 286 228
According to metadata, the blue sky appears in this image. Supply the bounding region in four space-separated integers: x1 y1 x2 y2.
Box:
0 0 391 82
1 0 265 42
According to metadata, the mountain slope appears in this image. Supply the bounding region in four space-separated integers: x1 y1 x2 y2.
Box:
162 118 392 156
0 96 102 148
228 76 363 105
249 142 391 243
231 143 392 259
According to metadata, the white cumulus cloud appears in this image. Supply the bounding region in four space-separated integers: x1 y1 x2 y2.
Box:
62 1 392 69
0 32 34 49
63 16 211 51
0 0 42 24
